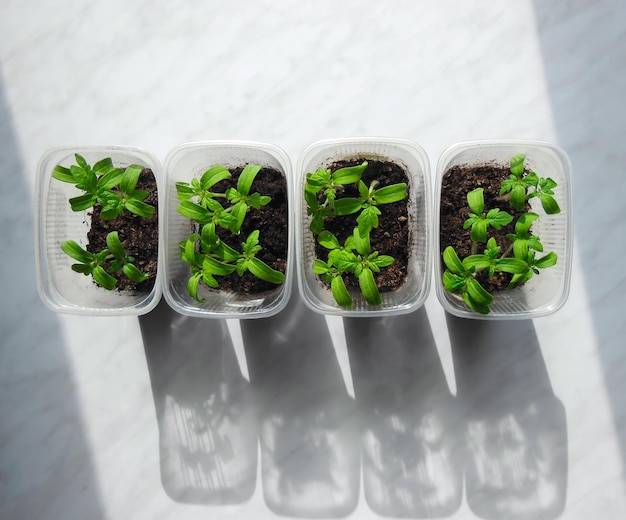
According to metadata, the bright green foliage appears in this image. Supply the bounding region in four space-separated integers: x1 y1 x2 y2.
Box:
499 154 561 214
60 231 148 290
176 164 284 302
442 154 561 314
53 154 155 220
304 161 407 307
464 188 513 243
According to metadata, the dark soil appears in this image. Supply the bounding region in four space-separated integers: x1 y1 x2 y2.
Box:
200 166 288 294
439 162 528 292
87 169 159 293
314 159 410 293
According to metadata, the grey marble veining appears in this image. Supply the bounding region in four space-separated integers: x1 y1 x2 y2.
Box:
1 1 626 518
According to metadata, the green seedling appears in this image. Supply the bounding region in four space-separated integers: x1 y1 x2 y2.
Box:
176 164 270 234
500 154 561 214
176 164 285 301
61 231 148 290
314 229 394 307
443 154 560 314
53 154 155 220
305 161 407 307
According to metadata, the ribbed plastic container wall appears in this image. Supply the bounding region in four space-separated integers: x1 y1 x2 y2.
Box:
162 141 293 319
435 140 573 320
35 146 163 315
296 137 431 317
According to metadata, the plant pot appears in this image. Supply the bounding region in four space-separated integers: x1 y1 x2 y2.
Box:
35 145 162 315
296 137 431 316
435 140 573 319
162 141 293 319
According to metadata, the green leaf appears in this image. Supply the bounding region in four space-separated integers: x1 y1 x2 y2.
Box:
495 257 529 274
93 157 113 173
200 165 231 190
203 255 237 276
372 254 394 268
230 201 247 234
106 231 126 260
69 193 97 212
71 263 93 275
467 188 484 215
486 208 513 229
123 263 148 283
332 161 367 185
463 291 491 314
443 246 465 275
125 199 155 219
443 270 466 292
318 231 341 250
188 273 204 302
463 255 491 271
52 165 75 183
248 257 285 284
334 198 363 216
120 164 143 194
75 154 89 170
510 185 527 211
313 259 331 275
373 183 407 204
61 240 93 264
510 154 526 177
350 227 371 256
309 213 325 234
538 193 561 214
236 164 262 196
331 275 353 308
97 168 123 191
357 205 381 236
470 219 488 243
534 251 558 269
93 265 117 290
176 182 196 201
515 212 540 234
178 200 210 222
359 268 382 305
466 278 493 306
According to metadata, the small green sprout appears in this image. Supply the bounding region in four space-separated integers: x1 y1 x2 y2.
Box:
53 154 155 220
464 188 513 245
176 164 284 301
500 154 561 214
61 231 148 290
442 154 561 314
304 160 407 307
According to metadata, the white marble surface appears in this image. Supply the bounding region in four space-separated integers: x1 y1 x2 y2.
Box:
1 0 625 518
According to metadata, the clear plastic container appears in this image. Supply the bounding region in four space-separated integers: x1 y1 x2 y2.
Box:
35 146 163 315
435 140 573 319
296 137 432 317
162 141 293 319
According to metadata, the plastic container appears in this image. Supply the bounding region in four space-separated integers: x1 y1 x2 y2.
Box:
162 141 293 319
296 137 431 317
435 140 573 319
35 145 163 315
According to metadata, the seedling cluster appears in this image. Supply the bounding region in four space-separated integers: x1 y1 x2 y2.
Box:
53 154 154 290
305 161 407 307
442 154 560 314
176 164 285 302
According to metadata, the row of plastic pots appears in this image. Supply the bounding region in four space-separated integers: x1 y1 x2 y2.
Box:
35 138 573 320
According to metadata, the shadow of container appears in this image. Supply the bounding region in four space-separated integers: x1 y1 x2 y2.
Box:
139 301 257 504
447 314 567 520
345 308 463 518
242 290 359 517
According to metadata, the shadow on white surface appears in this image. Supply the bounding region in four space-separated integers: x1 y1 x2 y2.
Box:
532 0 626 478
447 315 568 520
241 288 360 518
139 301 258 504
0 74 105 519
345 309 464 517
